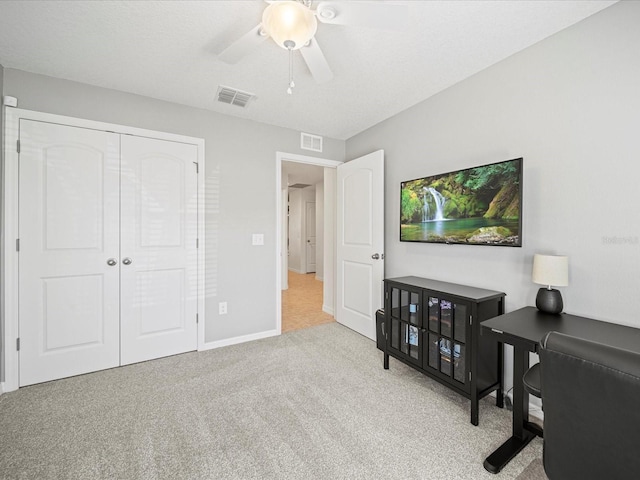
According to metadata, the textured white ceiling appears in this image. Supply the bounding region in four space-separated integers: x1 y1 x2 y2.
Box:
0 0 616 140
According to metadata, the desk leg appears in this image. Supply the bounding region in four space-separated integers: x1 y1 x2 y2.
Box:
512 346 530 437
483 345 535 474
496 341 504 408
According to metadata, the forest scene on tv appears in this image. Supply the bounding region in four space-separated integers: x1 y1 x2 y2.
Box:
400 159 522 246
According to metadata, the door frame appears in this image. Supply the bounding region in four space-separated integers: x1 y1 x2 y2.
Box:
275 152 342 334
1 107 206 393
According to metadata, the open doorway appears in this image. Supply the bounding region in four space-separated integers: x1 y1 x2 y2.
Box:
275 152 342 334
282 166 331 333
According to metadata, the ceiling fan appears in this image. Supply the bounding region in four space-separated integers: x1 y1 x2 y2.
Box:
219 0 408 93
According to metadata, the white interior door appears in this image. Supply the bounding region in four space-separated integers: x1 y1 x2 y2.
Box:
336 150 384 340
305 201 316 273
18 120 121 386
119 136 199 365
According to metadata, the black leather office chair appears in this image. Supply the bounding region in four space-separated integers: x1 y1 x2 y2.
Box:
539 331 640 479
522 361 541 398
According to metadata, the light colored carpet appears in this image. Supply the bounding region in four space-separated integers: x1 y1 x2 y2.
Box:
516 458 547 480
0 323 545 479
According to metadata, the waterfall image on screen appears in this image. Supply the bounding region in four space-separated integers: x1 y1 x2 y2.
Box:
400 158 522 246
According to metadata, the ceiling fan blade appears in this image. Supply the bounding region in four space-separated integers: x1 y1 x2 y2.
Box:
219 24 267 64
300 37 334 84
315 1 408 31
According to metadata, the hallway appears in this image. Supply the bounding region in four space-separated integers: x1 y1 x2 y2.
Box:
282 272 335 333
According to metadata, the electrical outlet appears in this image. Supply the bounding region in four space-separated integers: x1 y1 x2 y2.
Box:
219 302 227 315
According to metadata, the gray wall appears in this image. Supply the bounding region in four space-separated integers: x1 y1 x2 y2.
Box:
322 168 336 315
3 69 345 345
287 188 303 273
346 1 640 383
0 62 4 381
315 181 324 281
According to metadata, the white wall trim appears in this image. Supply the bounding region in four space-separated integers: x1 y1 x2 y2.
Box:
498 390 544 423
322 305 335 316
2 107 206 392
275 151 341 335
280 187 289 290
198 329 279 351
278 152 342 168
3 107 21 392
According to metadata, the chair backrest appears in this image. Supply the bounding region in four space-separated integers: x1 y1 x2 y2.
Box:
540 331 640 479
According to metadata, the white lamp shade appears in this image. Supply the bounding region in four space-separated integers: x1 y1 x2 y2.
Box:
262 1 318 50
532 254 569 287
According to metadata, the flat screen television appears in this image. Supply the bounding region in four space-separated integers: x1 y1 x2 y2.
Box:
400 157 522 246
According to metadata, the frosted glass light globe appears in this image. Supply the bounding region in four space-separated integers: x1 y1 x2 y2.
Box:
262 1 318 50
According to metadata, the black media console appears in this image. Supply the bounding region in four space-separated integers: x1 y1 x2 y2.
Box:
377 276 505 425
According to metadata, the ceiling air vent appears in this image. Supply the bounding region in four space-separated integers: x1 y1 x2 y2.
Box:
216 85 256 108
301 132 323 152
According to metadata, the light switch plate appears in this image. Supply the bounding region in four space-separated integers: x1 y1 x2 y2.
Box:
252 233 264 246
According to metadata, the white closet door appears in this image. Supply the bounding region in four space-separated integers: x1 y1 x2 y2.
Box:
119 135 198 365
18 120 121 386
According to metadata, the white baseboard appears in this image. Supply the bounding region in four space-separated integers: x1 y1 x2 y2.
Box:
501 390 544 422
288 268 305 275
529 405 544 422
315 274 324 281
322 305 334 316
198 329 279 351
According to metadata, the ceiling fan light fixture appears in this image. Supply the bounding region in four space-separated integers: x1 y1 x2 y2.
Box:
262 1 318 50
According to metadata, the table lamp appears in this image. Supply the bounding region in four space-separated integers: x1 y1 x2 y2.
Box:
532 254 569 314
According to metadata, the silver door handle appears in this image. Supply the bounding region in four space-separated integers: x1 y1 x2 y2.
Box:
122 257 133 265
107 258 117 266
371 253 380 260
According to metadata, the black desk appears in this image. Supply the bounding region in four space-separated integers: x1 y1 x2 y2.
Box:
481 306 640 474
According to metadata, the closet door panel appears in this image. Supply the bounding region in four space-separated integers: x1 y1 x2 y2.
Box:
120 135 198 365
18 120 120 386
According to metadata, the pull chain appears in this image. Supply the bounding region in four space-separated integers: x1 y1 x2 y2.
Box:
284 40 295 95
